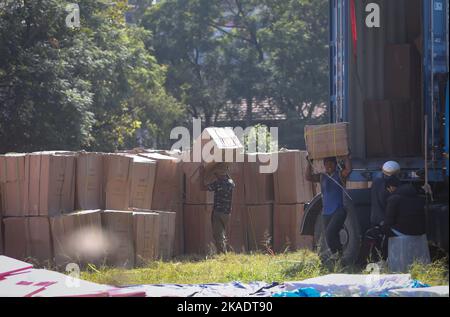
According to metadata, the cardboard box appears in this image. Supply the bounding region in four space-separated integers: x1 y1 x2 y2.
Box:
104 154 132 211
50 210 103 268
0 154 26 217
0 216 3 254
244 153 275 204
364 100 395 157
24 152 76 216
274 150 314 204
304 123 350 160
128 155 157 210
384 44 420 100
101 211 135 268
227 204 247 253
132 211 160 265
183 161 214 204
273 204 313 253
192 127 243 164
3 217 53 265
154 211 176 260
229 162 245 205
183 204 214 255
76 152 104 210
137 152 183 211
246 205 273 252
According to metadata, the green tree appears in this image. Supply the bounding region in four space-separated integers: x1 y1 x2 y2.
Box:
0 0 183 153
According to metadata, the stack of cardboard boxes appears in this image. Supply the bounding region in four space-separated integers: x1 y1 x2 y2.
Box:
272 150 314 253
0 151 179 268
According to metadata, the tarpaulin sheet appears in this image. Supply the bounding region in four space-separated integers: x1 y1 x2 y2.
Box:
284 274 413 297
388 286 449 297
117 282 285 297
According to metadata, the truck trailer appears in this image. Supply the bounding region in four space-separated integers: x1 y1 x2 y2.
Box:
300 0 449 265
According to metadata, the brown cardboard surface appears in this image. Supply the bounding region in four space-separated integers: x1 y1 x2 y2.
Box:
229 162 245 205
50 210 103 268
273 150 314 204
132 211 160 265
76 152 104 210
128 155 157 210
244 154 274 204
137 152 183 211
0 154 26 217
101 210 135 268
104 154 132 211
384 44 415 100
0 216 3 254
273 204 313 253
24 152 76 216
183 161 214 204
183 204 214 255
246 204 273 252
304 123 350 160
364 100 395 158
227 204 247 253
4 217 53 265
154 211 176 260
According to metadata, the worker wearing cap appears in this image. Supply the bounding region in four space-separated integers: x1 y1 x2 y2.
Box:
370 161 401 227
306 155 352 258
200 163 235 253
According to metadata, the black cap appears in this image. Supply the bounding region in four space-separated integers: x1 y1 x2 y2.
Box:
385 175 401 188
323 157 337 164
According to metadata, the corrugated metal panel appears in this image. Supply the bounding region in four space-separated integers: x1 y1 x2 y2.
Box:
347 0 423 159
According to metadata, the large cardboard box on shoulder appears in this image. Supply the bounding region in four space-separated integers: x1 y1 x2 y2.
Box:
128 155 157 210
101 210 135 268
76 152 104 210
184 204 214 255
246 204 273 252
3 217 53 265
274 150 314 204
132 210 160 265
24 151 76 216
192 127 243 166
50 210 104 268
273 204 313 253
244 153 275 204
304 123 350 160
0 153 26 216
104 154 132 211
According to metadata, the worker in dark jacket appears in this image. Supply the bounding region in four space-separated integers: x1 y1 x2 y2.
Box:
306 155 352 258
383 178 426 237
370 161 401 227
200 163 235 253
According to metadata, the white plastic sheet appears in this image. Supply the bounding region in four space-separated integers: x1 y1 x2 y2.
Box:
284 274 413 297
388 286 449 297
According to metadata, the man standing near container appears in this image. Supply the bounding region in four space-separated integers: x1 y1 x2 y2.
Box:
200 163 235 253
305 155 352 259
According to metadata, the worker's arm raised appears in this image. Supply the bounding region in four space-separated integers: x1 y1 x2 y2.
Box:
305 156 320 183
340 153 353 180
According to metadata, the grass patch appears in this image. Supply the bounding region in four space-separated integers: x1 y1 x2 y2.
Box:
80 250 449 287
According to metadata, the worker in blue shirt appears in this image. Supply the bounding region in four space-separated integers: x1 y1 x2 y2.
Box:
306 155 352 258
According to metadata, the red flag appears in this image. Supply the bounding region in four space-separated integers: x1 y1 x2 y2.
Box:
350 0 358 59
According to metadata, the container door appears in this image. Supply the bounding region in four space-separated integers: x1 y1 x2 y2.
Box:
329 0 349 123
423 0 449 164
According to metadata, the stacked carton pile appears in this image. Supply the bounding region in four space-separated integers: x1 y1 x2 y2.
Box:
272 150 314 253
0 151 179 268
